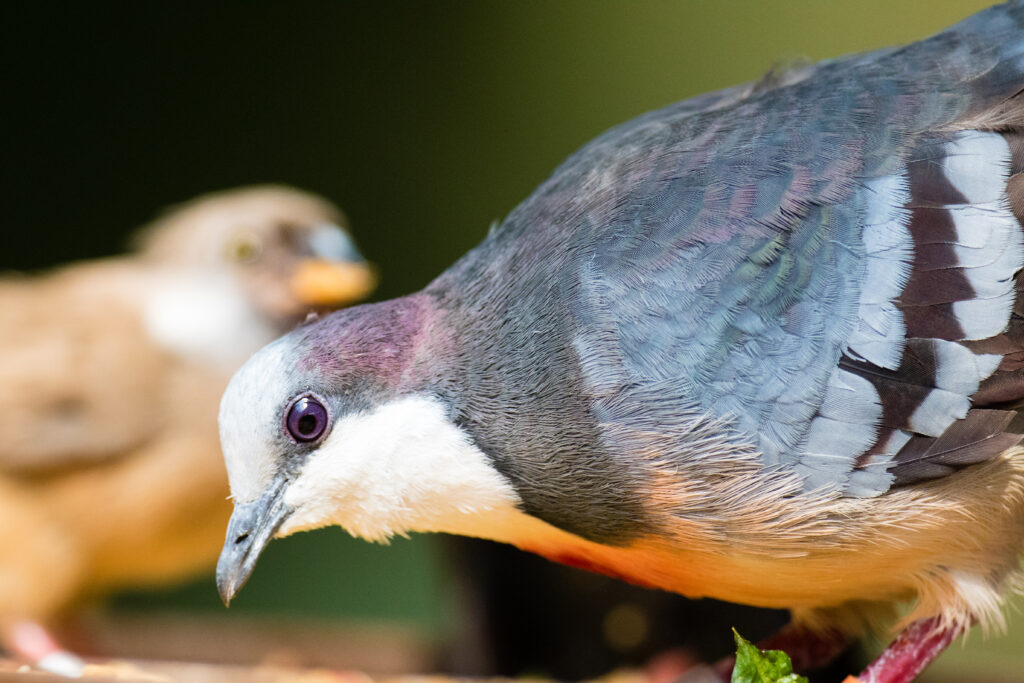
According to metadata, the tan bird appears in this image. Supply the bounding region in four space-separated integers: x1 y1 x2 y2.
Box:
0 185 376 673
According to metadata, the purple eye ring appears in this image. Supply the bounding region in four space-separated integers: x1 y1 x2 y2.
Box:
285 395 329 443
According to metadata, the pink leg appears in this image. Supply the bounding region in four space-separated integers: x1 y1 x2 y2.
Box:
857 617 957 683
2 621 84 677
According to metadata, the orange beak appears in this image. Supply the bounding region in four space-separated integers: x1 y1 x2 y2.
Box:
289 259 377 307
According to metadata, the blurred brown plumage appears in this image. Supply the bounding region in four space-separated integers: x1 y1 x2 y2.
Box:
0 186 375 670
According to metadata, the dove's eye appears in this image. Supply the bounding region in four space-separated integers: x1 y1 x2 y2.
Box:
285 396 329 443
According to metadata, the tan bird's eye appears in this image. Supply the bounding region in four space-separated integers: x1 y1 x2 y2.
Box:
227 234 263 264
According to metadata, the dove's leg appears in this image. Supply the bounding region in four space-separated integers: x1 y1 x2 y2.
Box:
857 617 956 683
698 617 957 682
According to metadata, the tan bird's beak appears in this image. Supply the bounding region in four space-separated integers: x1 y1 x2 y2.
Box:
290 259 377 307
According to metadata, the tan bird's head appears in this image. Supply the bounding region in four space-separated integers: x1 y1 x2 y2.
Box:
136 185 377 322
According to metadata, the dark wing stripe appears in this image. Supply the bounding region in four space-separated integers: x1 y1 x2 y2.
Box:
905 151 969 206
1010 174 1024 226
899 267 978 305
899 149 973 339
881 129 1024 487
890 410 1023 486
836 131 1021 493
1003 129 1024 176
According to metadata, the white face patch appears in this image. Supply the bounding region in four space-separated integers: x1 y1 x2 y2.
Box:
280 394 523 543
219 338 295 504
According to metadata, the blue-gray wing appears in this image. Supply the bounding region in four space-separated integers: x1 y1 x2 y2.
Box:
499 3 1024 496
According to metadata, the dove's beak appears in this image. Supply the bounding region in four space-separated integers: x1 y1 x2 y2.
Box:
216 476 293 606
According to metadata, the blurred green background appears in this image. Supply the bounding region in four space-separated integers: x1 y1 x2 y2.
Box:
2 1 1016 680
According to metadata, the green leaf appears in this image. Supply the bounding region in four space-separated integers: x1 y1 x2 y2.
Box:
731 629 809 683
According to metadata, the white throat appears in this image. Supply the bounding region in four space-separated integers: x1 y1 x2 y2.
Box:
280 394 526 543
142 270 278 371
